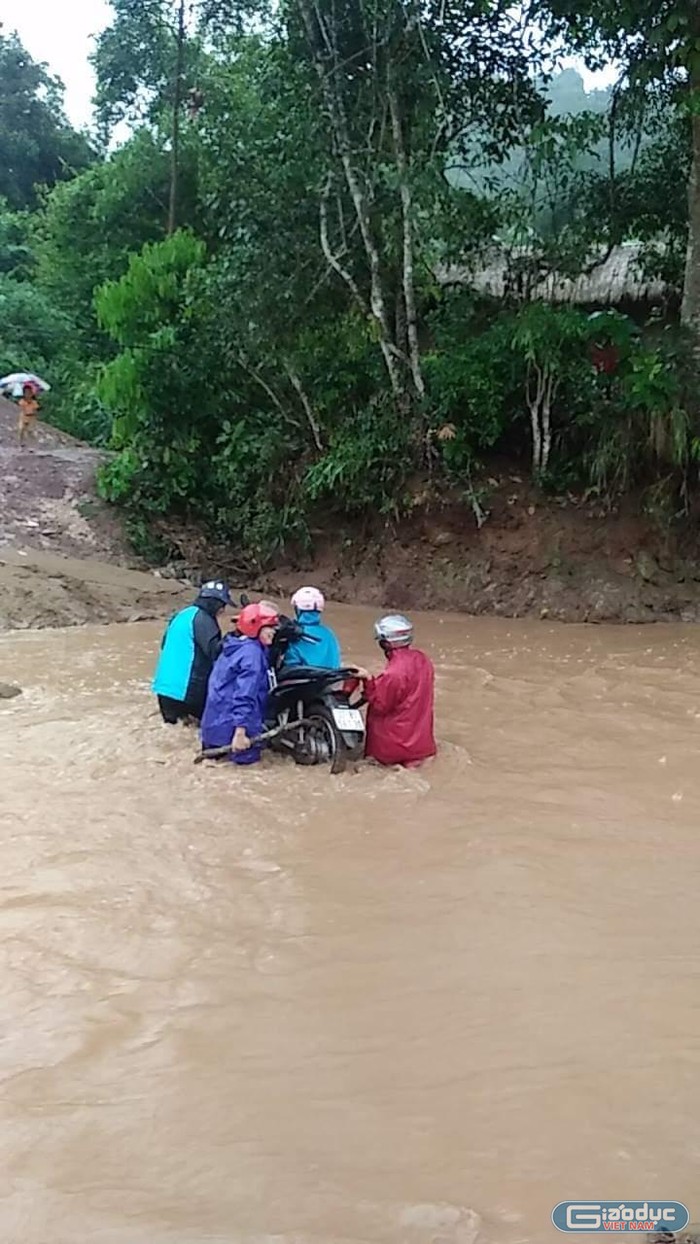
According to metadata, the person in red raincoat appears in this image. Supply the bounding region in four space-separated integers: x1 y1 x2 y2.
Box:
355 614 436 767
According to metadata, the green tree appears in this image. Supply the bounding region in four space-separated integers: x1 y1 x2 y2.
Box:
534 0 700 347
196 39 343 449
0 31 92 209
95 228 313 562
94 0 249 230
95 231 214 511
0 202 34 278
36 130 200 350
511 303 591 474
0 201 78 418
284 0 543 420
0 278 74 381
581 107 689 288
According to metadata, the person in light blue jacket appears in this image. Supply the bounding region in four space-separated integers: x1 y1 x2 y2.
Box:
282 586 342 670
152 580 234 723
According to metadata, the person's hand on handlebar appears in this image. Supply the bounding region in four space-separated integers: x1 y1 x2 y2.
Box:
220 607 239 634
344 670 368 708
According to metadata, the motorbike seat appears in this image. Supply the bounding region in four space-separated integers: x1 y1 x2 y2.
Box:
276 664 359 683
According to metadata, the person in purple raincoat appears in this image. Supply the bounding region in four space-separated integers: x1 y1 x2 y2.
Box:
200 602 280 765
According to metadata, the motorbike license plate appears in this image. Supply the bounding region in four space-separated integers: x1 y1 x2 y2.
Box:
332 708 365 732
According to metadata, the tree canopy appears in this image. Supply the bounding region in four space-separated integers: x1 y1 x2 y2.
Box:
0 30 93 209
2 6 699 565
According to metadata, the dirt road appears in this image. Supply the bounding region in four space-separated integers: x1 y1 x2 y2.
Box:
0 396 124 561
0 397 195 630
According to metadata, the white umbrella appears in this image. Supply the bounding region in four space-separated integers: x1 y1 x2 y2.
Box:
0 372 51 397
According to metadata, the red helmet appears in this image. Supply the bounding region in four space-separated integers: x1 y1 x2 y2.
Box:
237 601 280 639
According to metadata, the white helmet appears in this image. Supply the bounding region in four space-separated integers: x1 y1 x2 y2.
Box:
292 586 325 612
374 614 413 647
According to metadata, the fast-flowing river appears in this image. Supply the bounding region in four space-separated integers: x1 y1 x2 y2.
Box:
1 608 700 1243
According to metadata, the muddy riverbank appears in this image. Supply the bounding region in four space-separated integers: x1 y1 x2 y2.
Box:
5 395 700 629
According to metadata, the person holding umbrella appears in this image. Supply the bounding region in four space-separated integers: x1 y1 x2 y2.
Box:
0 373 51 449
0 371 51 399
17 382 40 448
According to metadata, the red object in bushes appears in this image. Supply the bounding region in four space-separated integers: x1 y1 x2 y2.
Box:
590 343 620 375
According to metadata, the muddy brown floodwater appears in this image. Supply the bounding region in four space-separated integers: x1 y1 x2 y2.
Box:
2 607 700 1244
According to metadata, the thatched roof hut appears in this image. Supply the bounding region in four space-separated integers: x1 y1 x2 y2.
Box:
436 241 676 307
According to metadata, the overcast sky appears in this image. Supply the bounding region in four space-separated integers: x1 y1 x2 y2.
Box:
3 0 616 132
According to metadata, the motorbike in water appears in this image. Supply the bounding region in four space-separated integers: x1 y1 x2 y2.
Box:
241 595 366 773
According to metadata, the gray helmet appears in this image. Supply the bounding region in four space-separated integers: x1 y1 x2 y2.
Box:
374 613 413 647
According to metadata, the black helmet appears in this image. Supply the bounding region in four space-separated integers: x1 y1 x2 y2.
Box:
198 579 233 606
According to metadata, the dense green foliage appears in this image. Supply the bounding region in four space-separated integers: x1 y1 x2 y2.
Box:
3 4 700 566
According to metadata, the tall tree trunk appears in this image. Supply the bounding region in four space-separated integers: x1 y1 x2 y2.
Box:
167 0 187 236
333 129 404 396
297 0 409 402
682 101 700 353
388 83 425 400
541 372 553 473
395 287 408 358
285 365 324 451
526 363 544 474
529 405 542 474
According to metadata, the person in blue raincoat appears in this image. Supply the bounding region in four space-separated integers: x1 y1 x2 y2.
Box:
282 586 341 670
200 602 280 765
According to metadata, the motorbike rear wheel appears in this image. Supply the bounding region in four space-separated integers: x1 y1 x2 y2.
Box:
292 705 351 775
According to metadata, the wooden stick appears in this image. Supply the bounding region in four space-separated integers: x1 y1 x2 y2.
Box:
193 720 313 764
